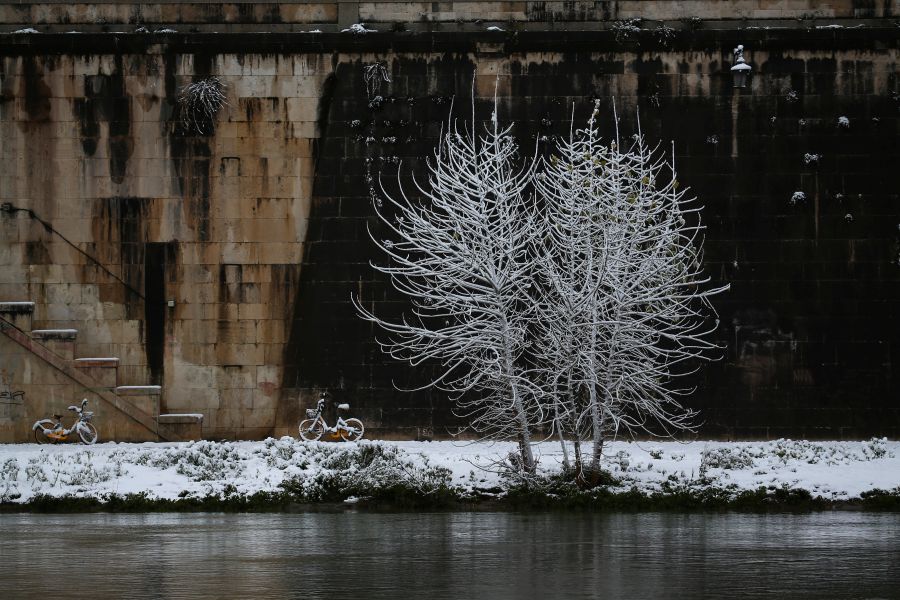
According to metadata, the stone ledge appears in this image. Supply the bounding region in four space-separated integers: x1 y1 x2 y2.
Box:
0 302 35 314
31 329 77 340
74 357 120 368
157 413 204 441
115 385 162 395
157 413 204 424
0 27 897 56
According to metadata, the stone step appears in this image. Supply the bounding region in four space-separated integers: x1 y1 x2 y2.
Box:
74 357 120 388
115 385 162 395
30 328 78 339
31 329 78 360
0 301 34 331
157 413 203 442
115 385 161 416
0 320 171 441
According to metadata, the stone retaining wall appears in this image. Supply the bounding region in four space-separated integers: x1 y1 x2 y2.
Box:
1 25 898 440
0 1 896 32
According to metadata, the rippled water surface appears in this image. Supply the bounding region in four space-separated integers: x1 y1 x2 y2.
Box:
2 512 899 599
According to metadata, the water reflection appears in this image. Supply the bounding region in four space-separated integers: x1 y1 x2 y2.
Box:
1 512 898 599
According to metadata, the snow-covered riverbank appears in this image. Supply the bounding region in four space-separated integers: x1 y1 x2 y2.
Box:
1 438 898 507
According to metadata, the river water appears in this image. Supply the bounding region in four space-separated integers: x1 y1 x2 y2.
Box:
1 512 898 599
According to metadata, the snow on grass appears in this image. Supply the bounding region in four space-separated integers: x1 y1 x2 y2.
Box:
0 438 897 505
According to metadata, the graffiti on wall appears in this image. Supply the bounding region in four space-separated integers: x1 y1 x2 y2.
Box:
0 371 25 422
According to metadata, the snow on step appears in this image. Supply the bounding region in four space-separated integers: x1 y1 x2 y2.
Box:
0 302 35 330
115 385 161 395
0 301 35 312
74 357 120 367
157 413 204 423
30 329 77 360
31 329 78 340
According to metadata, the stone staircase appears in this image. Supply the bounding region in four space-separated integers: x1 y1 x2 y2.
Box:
0 301 202 442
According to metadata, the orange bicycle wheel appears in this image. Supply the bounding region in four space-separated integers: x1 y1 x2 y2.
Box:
340 418 364 442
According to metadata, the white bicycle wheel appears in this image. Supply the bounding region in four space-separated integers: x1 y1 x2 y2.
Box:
299 418 324 441
77 422 98 445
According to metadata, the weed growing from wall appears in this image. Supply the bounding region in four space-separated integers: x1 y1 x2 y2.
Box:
177 77 228 135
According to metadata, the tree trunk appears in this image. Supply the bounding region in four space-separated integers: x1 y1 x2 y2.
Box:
572 438 584 485
587 381 605 486
500 316 535 474
589 434 604 484
512 382 535 474
554 404 571 471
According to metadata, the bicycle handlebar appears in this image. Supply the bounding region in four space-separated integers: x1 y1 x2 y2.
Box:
67 399 89 414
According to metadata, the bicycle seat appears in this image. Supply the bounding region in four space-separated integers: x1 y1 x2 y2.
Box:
53 414 63 420
68 405 80 412
336 403 350 410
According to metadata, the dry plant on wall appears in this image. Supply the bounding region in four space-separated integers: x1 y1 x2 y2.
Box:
177 77 228 135
363 62 392 99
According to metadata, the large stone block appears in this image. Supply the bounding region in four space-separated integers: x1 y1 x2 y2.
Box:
157 413 203 442
0 302 34 332
74 357 119 388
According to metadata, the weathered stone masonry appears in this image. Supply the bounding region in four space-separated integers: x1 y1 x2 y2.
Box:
1 43 328 441
1 3 898 441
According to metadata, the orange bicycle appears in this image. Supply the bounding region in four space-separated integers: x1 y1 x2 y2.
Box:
299 393 364 442
32 399 99 444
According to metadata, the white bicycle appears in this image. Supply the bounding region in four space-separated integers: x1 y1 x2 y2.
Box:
33 398 98 444
299 393 364 442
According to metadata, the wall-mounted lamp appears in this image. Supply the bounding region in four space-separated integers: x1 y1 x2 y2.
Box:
731 44 752 89
167 300 175 308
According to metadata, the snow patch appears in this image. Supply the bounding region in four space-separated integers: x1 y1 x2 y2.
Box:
342 24 376 34
1 439 898 505
116 385 161 391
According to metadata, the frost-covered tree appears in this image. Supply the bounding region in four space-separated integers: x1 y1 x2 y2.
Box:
532 107 609 477
354 101 542 473
534 103 728 480
358 95 727 481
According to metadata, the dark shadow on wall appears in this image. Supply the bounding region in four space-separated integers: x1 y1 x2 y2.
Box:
281 51 899 439
145 242 178 387
281 57 481 437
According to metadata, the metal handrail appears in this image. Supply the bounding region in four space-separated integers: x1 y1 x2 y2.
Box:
0 202 145 300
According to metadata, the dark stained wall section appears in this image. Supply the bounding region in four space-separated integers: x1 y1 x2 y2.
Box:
286 37 899 440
